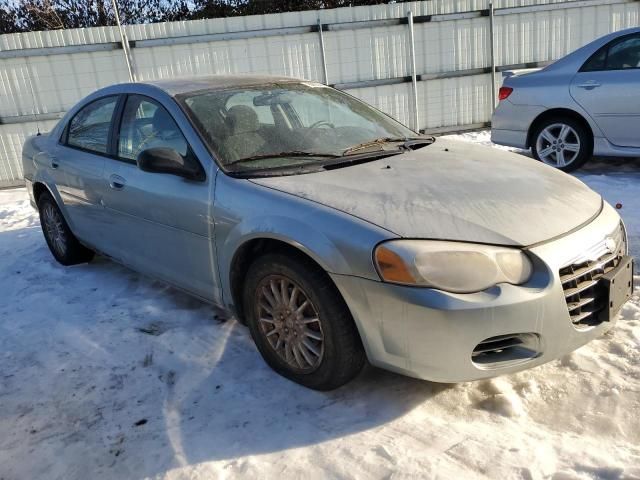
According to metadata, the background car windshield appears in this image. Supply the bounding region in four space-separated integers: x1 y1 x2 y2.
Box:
181 83 415 170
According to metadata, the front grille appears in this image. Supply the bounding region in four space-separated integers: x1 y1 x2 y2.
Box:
559 224 626 329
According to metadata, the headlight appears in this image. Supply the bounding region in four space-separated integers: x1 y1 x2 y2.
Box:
374 240 532 293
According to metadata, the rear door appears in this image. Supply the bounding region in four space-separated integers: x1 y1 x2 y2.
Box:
51 95 120 247
570 33 640 147
100 94 220 302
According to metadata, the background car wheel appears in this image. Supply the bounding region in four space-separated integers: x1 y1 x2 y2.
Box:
37 191 94 266
243 252 365 390
531 117 592 172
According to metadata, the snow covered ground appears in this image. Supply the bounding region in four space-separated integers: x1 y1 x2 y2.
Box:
1 133 639 480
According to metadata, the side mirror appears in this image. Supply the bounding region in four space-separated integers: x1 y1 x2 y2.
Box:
136 148 204 181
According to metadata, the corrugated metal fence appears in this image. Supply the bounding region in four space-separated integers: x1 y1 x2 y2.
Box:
1 0 639 187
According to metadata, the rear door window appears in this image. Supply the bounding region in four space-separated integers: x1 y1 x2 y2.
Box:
66 96 118 154
606 35 640 70
581 34 640 72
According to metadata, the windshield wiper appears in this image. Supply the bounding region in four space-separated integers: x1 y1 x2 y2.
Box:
226 151 340 167
342 136 433 155
322 149 404 170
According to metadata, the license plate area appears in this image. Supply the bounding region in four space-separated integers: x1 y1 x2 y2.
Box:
599 255 634 322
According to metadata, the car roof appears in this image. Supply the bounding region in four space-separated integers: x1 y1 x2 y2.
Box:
140 74 307 96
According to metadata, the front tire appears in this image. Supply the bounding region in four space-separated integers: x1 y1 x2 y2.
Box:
243 252 365 390
37 191 94 266
531 117 592 172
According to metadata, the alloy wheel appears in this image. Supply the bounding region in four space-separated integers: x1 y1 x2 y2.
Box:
255 275 325 373
42 203 67 257
535 123 581 168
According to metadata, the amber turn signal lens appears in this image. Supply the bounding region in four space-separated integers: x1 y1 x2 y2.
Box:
375 245 416 284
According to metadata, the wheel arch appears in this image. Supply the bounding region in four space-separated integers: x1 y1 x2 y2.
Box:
32 181 51 204
219 212 364 318
31 180 77 232
229 237 340 323
526 108 594 149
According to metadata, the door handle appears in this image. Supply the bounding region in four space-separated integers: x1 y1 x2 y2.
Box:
577 82 601 89
109 174 127 190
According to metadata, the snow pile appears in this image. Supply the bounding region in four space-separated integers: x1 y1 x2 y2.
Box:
440 129 528 154
1 137 640 479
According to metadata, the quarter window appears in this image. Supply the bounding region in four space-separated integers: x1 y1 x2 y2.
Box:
581 34 640 72
118 95 189 161
66 96 118 154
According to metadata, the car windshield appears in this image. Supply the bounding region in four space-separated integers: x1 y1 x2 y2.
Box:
179 82 418 172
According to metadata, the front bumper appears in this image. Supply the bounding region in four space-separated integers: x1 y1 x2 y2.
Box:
332 202 629 382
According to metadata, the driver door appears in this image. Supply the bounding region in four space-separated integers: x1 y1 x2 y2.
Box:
101 94 220 302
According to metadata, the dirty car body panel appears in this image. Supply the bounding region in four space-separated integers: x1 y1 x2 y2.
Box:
22 75 633 384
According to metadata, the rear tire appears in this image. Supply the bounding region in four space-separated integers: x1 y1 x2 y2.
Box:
37 191 94 266
243 252 365 390
531 116 592 172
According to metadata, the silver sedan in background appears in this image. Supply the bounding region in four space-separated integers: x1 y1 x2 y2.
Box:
492 27 640 171
22 76 633 390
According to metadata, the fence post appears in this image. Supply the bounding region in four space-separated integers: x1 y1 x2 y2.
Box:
489 2 497 109
317 19 329 85
112 0 136 82
407 10 420 132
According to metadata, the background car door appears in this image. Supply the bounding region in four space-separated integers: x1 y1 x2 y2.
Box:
101 94 219 303
50 95 119 247
570 33 640 148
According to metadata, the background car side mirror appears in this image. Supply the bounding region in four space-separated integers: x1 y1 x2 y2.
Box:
137 148 204 181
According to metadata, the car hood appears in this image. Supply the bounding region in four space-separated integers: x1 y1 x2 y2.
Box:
250 138 602 246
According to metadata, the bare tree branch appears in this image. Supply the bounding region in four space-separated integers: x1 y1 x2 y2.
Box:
1 0 406 34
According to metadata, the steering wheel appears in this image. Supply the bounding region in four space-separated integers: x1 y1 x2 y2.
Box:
307 120 335 130
300 120 336 143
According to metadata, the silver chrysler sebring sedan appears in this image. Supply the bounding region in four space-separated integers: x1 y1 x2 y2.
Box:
492 27 640 171
23 75 633 390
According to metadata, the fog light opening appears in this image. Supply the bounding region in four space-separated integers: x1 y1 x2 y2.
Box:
472 333 541 369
